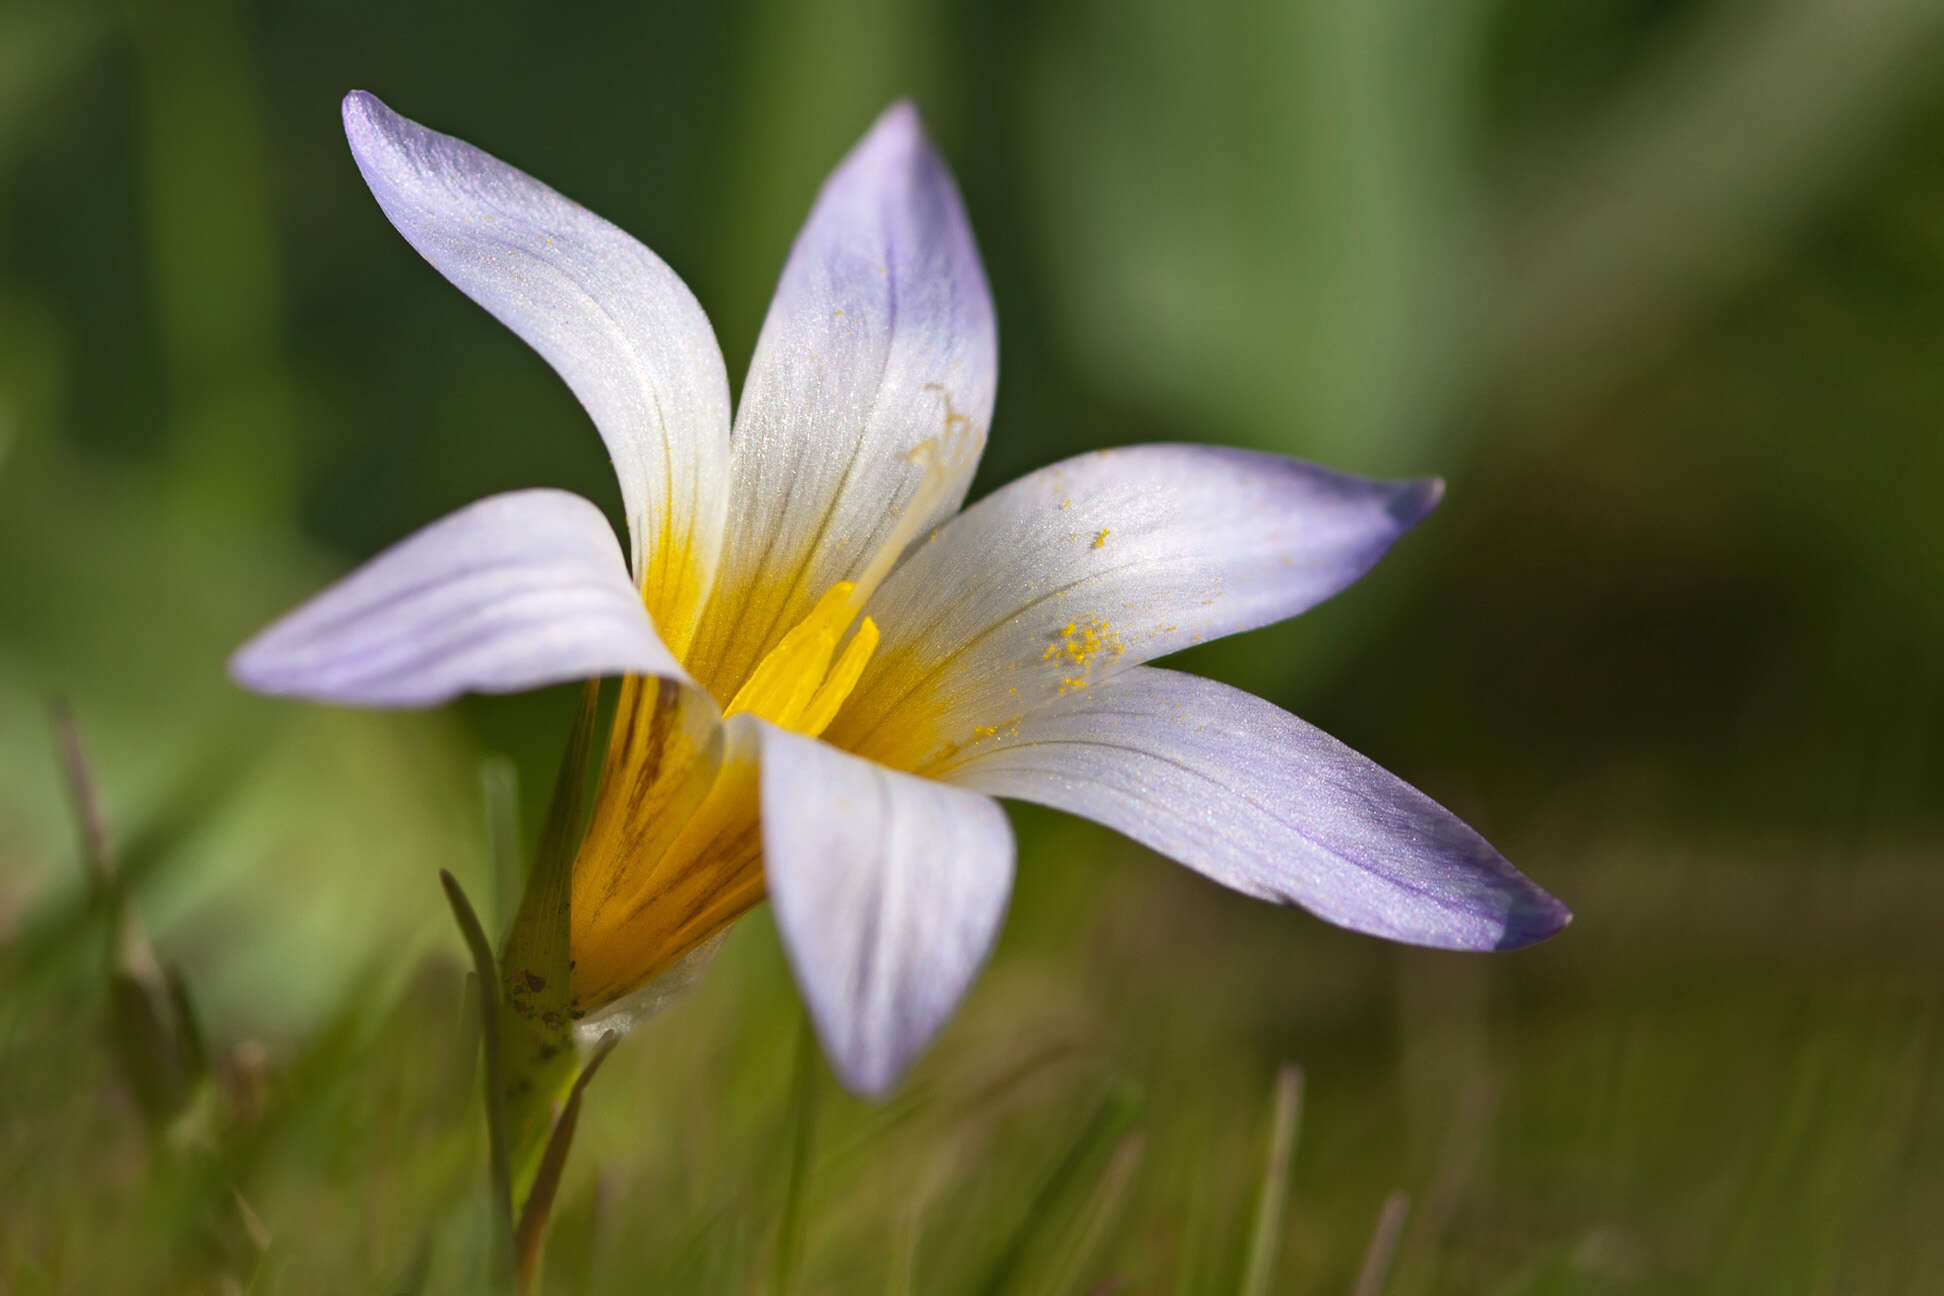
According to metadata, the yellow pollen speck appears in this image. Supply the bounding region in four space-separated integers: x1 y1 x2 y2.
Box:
1092 528 1111 549
1059 499 1071 510
962 714 1024 748
1040 614 1125 688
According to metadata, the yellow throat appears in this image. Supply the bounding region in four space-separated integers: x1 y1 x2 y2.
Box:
564 403 981 1015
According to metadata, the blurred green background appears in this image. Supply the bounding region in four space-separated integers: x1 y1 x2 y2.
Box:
3 0 1941 1291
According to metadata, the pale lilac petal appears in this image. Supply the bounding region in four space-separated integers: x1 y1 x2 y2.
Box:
230 490 687 707
940 667 1569 951
753 722 1014 1096
341 91 730 653
827 444 1440 772
687 102 997 699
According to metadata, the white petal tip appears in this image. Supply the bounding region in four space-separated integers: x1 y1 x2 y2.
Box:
227 632 314 702
341 88 384 133
227 644 270 694
873 99 925 140
1489 891 1573 951
849 100 939 175
826 1047 903 1100
1393 476 1443 529
757 725 1013 1104
341 90 408 167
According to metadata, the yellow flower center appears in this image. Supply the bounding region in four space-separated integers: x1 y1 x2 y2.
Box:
566 397 982 1015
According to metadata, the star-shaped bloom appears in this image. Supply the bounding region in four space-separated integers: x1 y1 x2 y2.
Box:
234 92 1568 1096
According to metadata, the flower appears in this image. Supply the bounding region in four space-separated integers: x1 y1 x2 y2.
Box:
232 91 1569 1096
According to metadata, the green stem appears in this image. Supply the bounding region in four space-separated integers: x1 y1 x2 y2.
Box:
514 1031 621 1296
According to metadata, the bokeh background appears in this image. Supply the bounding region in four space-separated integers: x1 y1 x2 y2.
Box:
3 0 1941 1291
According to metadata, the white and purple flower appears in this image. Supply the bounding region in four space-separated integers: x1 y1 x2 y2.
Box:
233 92 1568 1096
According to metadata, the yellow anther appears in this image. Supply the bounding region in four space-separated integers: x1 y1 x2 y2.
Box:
725 582 856 731
799 617 878 736
723 582 882 738
723 628 831 729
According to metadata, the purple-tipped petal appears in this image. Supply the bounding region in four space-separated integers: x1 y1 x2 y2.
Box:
940 667 1569 951
231 490 688 707
341 91 731 652
753 722 1014 1097
688 102 997 698
828 444 1441 772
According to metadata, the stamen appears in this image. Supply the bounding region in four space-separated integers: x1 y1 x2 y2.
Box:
798 616 878 736
724 389 981 739
724 582 854 731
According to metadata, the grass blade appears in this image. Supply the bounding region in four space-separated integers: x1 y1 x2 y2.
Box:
1036 1130 1145 1294
480 755 522 936
440 868 515 1290
773 1015 822 1295
1238 1063 1304 1296
975 1080 1144 1296
50 699 202 1133
1350 1192 1410 1296
49 697 115 892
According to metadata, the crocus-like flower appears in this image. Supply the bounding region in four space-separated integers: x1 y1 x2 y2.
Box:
234 91 1568 1096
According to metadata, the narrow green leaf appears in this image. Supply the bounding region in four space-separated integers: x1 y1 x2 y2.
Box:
440 868 515 1289
975 1080 1144 1296
772 1017 822 1296
3 746 235 997
48 698 114 893
1033 1130 1145 1295
514 1029 621 1296
106 970 192 1129
454 970 483 1104
1239 1063 1304 1296
1350 1192 1410 1296
162 964 208 1078
480 756 522 935
50 699 204 1133
1170 1168 1216 1296
499 680 603 1207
